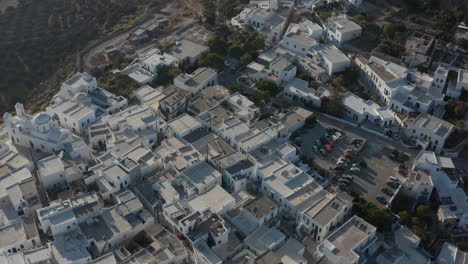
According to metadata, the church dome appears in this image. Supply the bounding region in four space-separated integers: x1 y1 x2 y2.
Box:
33 112 51 125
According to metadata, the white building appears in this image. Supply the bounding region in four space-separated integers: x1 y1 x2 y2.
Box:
187 185 235 216
132 85 166 112
432 66 468 100
284 77 330 107
117 224 189 264
47 72 128 133
36 192 102 237
159 85 189 120
412 152 467 233
122 48 178 84
287 183 353 242
356 56 446 114
402 168 434 203
216 152 255 193
78 191 154 256
342 91 395 127
174 67 218 95
404 113 454 153
0 167 41 216
104 104 165 147
4 103 77 154
244 225 286 256
37 155 67 190
225 93 260 121
326 15 362 45
321 216 377 264
164 38 209 67
437 242 468 264
234 5 292 44
308 44 350 75
181 161 222 196
0 141 34 171
246 55 297 86
0 215 40 257
46 94 98 135
280 18 321 55
166 113 203 139
55 72 127 116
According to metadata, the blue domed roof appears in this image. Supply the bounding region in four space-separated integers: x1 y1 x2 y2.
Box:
33 112 51 125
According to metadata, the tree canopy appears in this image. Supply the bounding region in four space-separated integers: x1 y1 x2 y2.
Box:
201 53 225 70
255 80 279 95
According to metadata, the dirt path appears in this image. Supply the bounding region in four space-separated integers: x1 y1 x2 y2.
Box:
81 0 196 72
0 0 17 12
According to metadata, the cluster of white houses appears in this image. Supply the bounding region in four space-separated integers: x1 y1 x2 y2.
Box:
1 0 467 263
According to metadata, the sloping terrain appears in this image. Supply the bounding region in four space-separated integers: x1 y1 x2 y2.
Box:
0 0 156 113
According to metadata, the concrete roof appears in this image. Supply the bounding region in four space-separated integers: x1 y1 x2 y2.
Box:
37 155 64 177
167 113 202 136
165 39 209 60
312 44 350 64
188 185 235 214
326 216 376 263
183 161 221 186
411 113 454 138
243 195 278 219
328 16 362 33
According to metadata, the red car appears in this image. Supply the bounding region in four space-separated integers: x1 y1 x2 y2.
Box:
399 168 408 176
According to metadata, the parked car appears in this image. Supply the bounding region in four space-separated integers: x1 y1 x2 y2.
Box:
339 183 350 191
313 146 320 154
387 181 399 189
315 139 322 147
376 195 388 204
338 178 352 185
350 166 360 174
389 176 401 184
399 168 408 176
342 175 354 182
381 187 394 196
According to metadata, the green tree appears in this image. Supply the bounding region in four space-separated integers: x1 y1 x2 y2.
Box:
201 0 216 25
323 88 344 117
369 208 392 228
412 225 428 243
227 83 242 93
297 73 311 82
398 211 411 226
383 23 406 39
416 205 430 218
151 66 182 86
411 217 421 227
255 80 279 95
102 73 139 98
208 36 228 54
380 40 404 57
240 53 253 65
305 114 317 127
229 45 244 59
201 53 225 70
251 91 270 105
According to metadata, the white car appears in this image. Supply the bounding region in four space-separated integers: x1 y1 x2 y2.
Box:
350 167 360 174
389 176 401 184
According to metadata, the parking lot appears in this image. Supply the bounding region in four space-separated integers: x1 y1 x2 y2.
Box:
299 113 418 207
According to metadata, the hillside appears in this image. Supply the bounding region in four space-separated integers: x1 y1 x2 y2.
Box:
0 0 158 113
